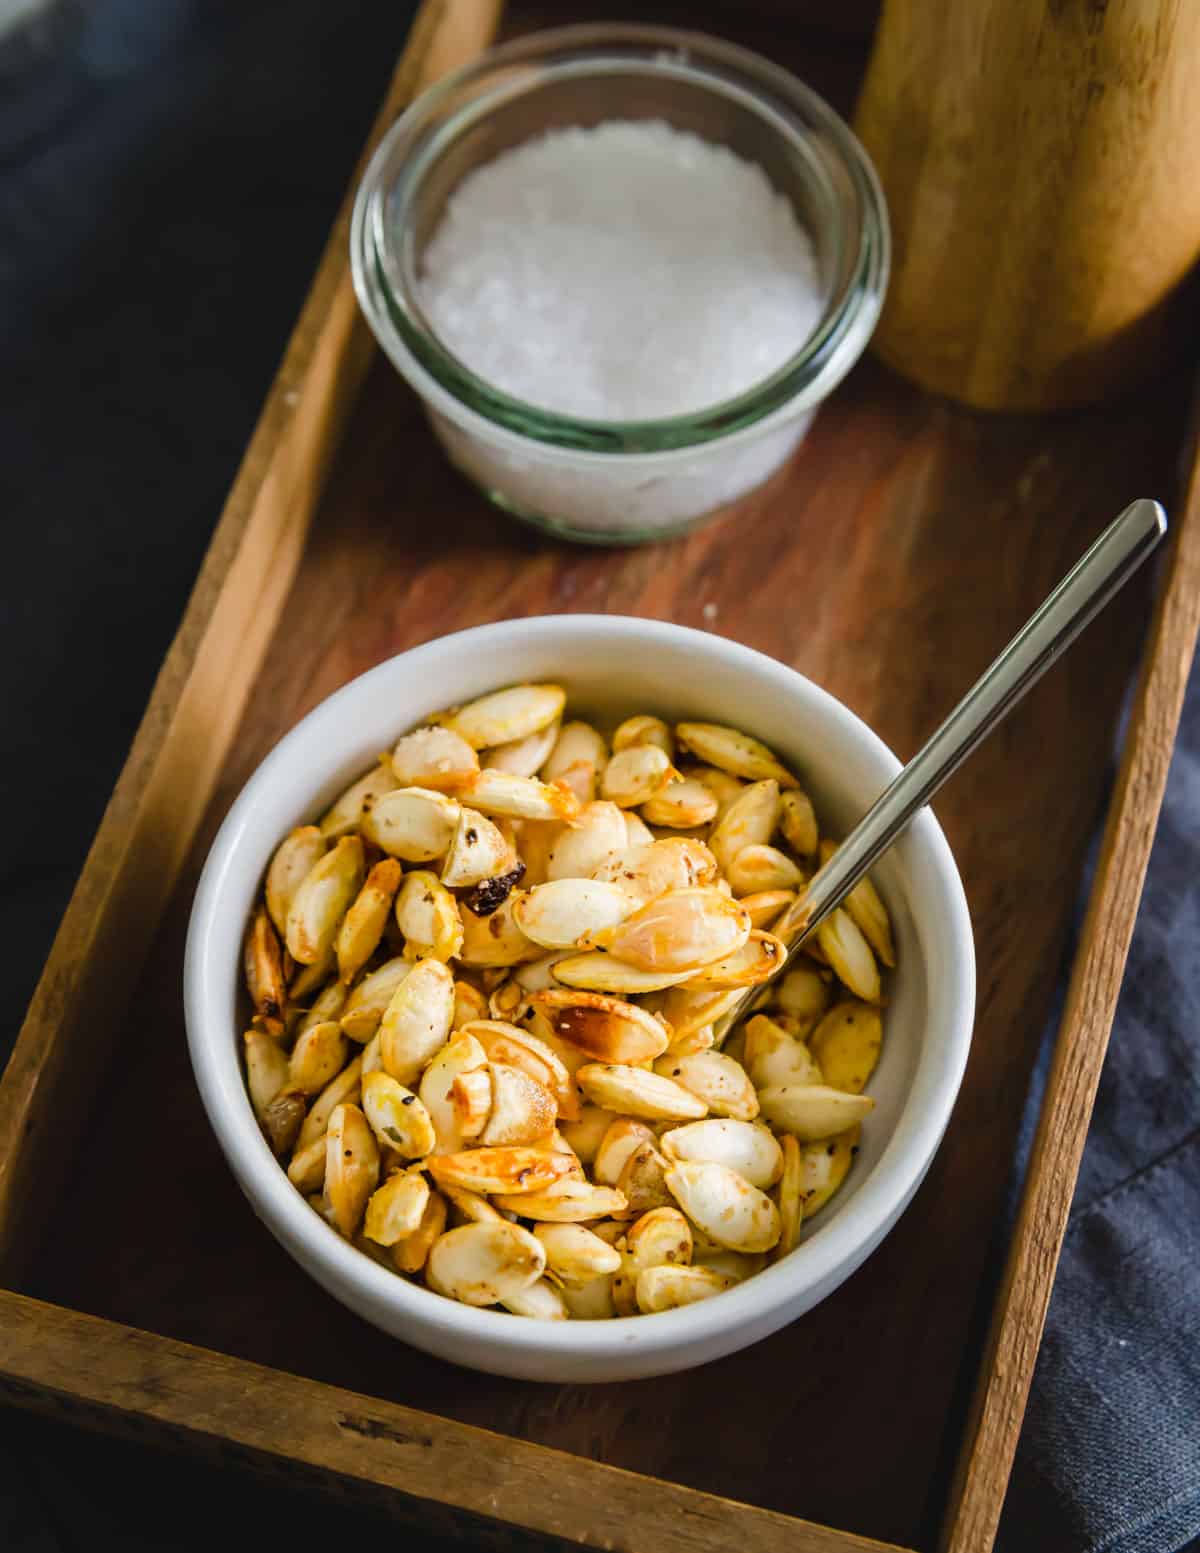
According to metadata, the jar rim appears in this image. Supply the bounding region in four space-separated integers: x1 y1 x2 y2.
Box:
351 23 890 459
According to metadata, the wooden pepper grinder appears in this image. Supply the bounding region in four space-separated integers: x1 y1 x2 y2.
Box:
854 0 1200 410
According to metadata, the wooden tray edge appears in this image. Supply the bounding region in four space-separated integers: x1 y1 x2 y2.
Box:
0 0 503 1275
942 395 1200 1552
0 1290 908 1553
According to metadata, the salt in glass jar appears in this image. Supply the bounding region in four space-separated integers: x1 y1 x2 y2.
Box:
351 25 889 546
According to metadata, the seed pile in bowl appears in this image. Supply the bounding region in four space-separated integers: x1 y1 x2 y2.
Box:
242 683 893 1318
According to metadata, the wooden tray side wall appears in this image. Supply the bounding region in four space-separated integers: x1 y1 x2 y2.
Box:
0 7 1196 1553
943 401 1200 1553
0 0 503 1277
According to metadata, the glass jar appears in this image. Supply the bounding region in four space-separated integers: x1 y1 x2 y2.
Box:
351 24 889 546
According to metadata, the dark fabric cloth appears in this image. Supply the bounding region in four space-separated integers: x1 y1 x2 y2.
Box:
998 666 1200 1553
1 4 1198 1552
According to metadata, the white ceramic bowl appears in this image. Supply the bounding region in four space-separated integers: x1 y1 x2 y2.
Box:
185 616 974 1382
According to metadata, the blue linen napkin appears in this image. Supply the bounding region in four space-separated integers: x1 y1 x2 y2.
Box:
999 660 1200 1553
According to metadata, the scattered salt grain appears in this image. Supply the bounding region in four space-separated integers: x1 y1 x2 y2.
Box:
420 120 822 421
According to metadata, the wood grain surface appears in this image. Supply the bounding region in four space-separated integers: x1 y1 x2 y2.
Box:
2 5 1197 1553
17 338 1189 1549
856 0 1200 409
0 1291 899 1553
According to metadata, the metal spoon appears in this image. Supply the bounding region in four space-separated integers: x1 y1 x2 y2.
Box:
714 496 1168 1041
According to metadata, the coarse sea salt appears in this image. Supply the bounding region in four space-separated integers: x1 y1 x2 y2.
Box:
420 120 822 422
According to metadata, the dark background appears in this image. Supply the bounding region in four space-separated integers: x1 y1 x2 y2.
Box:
2 6 1198 1553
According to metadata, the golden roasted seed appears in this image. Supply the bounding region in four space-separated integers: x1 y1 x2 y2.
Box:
660 1119 783 1189
640 779 719 829
441 1184 504 1224
436 684 566 751
742 1014 824 1088
482 719 561 779
261 1091 306 1157
818 841 895 967
708 780 782 874
594 1119 658 1186
391 1189 448 1273
391 725 479 789
545 800 627 880
457 893 537 968
595 887 751 974
675 722 798 787
757 1083 874 1140
636 1263 735 1313
693 1249 765 1283
379 957 455 1085
289 1020 350 1097
534 1223 623 1286
325 1103 380 1238
291 976 349 1042
615 1141 673 1216
654 1051 758 1120
514 878 635 950
557 1105 621 1165
364 1168 430 1245
666 1022 716 1056
612 714 673 757
501 1278 570 1320
319 761 399 840
426 1146 575 1196
336 859 403 985
816 908 881 1002
577 1062 708 1121
339 957 411 1042
286 836 365 966
394 870 464 962
492 1178 628 1222
779 789 819 858
799 1125 859 1218
808 1001 883 1094
425 1220 547 1305
418 1032 488 1154
600 745 675 808
688 765 745 819
625 1206 693 1272
444 768 581 825
363 787 460 863
458 1020 572 1110
244 1029 289 1119
296 1054 363 1152
664 1160 781 1254
361 1070 436 1158
726 844 804 897
451 979 488 1029
683 930 787 987
739 889 797 931
532 989 670 1065
543 721 608 803
770 966 831 1030
480 1062 557 1147
549 951 693 995
266 827 326 939
659 984 743 1043
449 1068 492 1139
287 1135 327 1193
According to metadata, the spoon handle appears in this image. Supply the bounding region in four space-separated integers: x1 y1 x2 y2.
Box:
770 497 1167 951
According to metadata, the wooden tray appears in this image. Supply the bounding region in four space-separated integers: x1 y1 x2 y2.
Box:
3 4 1199 1551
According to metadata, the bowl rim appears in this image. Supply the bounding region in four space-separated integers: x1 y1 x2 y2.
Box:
185 616 974 1362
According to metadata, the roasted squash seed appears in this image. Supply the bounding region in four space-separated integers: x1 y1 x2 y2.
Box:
242 684 897 1320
